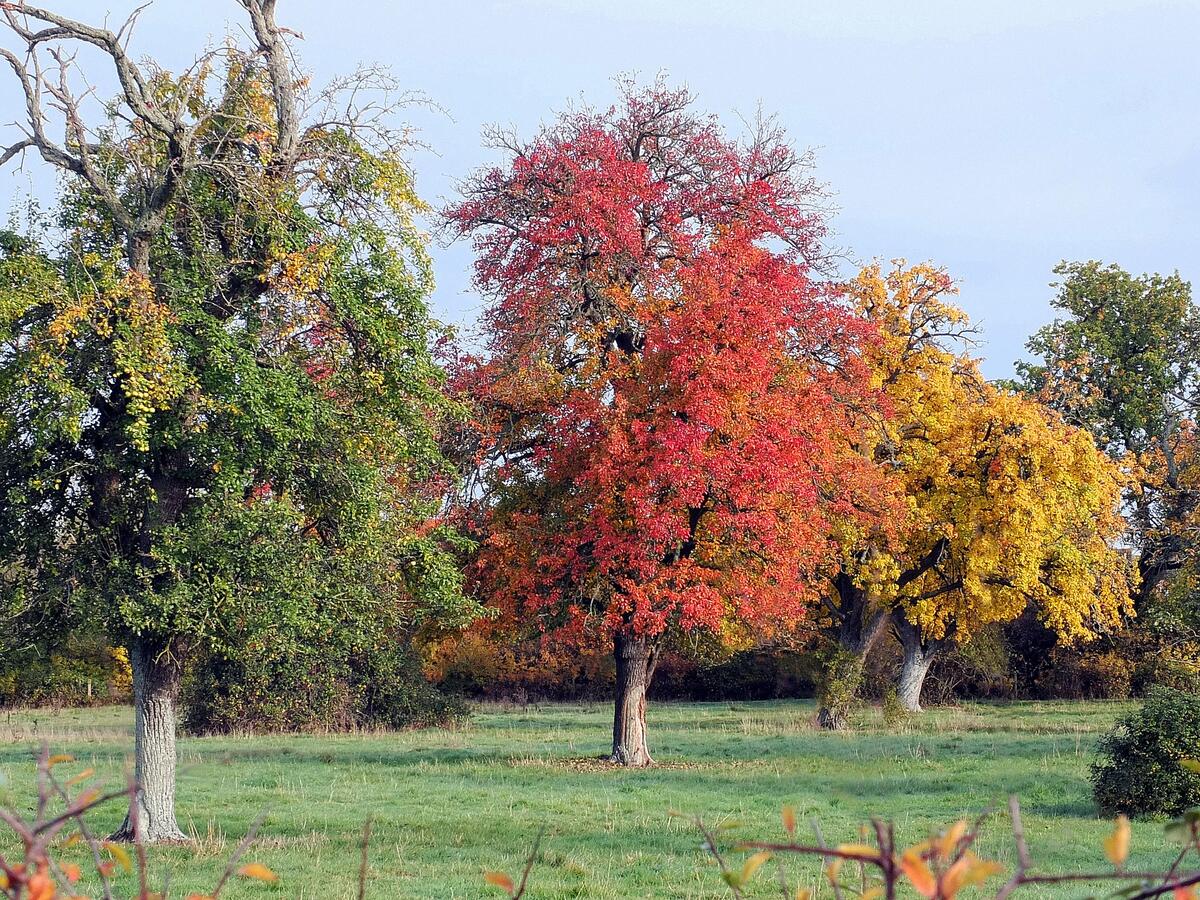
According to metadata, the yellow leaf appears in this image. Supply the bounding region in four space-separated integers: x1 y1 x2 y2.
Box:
48 753 75 767
795 890 811 900
740 851 772 884
937 820 968 859
237 863 278 883
484 871 515 894
900 850 937 899
1104 815 1131 867
1182 759 1200 774
835 843 879 860
103 841 132 873
942 853 1004 897
861 887 886 900
782 805 796 835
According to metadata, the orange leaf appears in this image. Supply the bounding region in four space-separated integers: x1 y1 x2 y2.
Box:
65 768 95 787
1104 815 1131 868
825 857 844 882
238 863 278 883
484 871 516 894
900 850 937 899
936 820 968 859
781 805 796 835
28 871 55 900
74 789 100 809
62 863 81 884
47 754 75 768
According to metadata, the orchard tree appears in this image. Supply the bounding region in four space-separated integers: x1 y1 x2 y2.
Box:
0 2 478 841
1017 262 1199 607
447 82 889 765
819 263 1132 720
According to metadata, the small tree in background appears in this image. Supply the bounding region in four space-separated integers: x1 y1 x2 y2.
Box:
0 1 479 840
1018 261 1199 608
447 81 891 765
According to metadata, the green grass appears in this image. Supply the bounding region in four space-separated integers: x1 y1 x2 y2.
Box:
0 699 1176 898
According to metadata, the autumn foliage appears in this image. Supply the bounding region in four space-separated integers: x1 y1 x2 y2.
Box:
816 262 1131 721
447 81 891 762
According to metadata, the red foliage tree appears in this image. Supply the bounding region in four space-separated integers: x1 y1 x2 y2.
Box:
447 82 890 765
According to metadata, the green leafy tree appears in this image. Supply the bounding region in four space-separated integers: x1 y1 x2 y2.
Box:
0 2 478 841
1017 261 1199 607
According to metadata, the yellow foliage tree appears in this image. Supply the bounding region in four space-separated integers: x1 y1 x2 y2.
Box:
821 262 1133 719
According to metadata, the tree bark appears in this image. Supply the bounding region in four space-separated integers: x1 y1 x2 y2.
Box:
817 576 890 730
892 614 941 713
610 633 657 767
110 637 188 843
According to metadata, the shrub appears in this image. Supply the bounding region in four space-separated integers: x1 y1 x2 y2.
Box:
1133 646 1200 694
0 633 132 707
1092 685 1200 817
1037 647 1133 700
816 647 865 729
881 687 910 728
184 638 466 734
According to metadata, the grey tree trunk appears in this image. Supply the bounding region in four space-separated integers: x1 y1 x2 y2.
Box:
110 638 188 843
610 633 656 766
896 642 936 712
893 615 940 713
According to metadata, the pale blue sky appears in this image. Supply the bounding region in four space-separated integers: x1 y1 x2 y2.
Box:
2 1 1197 378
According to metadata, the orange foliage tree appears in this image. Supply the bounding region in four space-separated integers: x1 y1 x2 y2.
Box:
446 82 890 764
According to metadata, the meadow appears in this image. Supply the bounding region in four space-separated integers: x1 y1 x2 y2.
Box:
0 700 1173 898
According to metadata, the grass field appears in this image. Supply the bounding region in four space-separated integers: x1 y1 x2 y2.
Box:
0 699 1175 898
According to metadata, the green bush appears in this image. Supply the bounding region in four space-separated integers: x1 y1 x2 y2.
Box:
1092 686 1200 817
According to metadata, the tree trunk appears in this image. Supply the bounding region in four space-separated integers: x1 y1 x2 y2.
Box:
610 633 656 766
892 615 940 713
817 591 889 730
110 638 188 843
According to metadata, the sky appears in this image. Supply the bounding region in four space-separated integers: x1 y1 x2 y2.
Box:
1 0 1197 379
